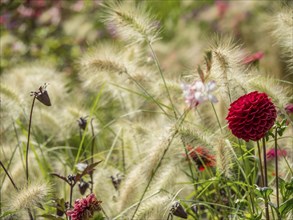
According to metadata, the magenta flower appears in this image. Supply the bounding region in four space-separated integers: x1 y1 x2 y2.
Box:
66 194 102 220
226 91 277 142
285 103 293 114
266 148 287 160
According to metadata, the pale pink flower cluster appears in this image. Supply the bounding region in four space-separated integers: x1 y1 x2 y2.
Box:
181 80 218 108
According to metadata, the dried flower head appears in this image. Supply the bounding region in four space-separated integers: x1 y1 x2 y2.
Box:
226 91 277 142
66 194 102 220
186 145 215 171
266 148 287 160
77 117 88 130
30 83 51 106
181 80 218 108
169 201 188 219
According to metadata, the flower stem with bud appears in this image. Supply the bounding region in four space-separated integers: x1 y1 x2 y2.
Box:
26 96 36 185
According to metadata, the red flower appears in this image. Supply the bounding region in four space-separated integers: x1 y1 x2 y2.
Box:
266 148 287 160
243 52 264 65
66 194 102 220
226 91 277 142
186 145 215 171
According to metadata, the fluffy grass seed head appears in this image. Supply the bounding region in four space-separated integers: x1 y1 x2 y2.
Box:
8 181 52 211
271 8 293 71
102 1 160 44
215 140 233 178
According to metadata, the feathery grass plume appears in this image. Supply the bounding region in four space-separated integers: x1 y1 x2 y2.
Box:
1 62 67 106
134 195 171 220
92 167 120 217
102 1 160 44
179 124 215 147
118 126 178 212
7 181 52 211
1 153 43 195
271 8 293 72
248 76 292 111
215 140 233 178
208 35 248 102
0 84 22 139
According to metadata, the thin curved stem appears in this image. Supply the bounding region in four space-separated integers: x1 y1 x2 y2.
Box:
26 96 36 185
90 119 95 193
211 102 223 134
148 42 178 119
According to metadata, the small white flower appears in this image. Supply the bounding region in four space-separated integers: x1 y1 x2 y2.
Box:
75 163 88 172
181 80 218 108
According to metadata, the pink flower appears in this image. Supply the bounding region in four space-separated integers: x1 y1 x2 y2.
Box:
181 80 218 108
243 52 264 65
285 103 293 114
266 148 287 160
216 0 229 18
66 194 102 220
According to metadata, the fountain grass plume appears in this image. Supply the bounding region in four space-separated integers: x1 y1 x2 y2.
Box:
133 195 170 220
102 1 160 44
215 140 234 178
249 76 292 111
7 181 52 212
271 8 293 72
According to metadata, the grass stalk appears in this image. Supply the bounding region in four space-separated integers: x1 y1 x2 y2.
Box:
148 42 178 119
211 102 223 134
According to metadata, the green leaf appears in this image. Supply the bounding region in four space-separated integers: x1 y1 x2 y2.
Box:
279 198 293 217
0 210 17 218
255 185 273 198
38 214 64 220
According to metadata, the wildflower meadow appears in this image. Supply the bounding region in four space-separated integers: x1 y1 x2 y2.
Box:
0 0 292 220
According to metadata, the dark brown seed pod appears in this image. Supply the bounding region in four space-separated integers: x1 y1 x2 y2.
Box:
170 201 188 219
31 83 51 106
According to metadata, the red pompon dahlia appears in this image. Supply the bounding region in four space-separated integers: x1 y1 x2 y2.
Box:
226 91 277 142
186 145 215 171
66 194 102 220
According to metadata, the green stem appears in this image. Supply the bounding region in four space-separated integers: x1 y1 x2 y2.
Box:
26 96 36 185
262 138 269 220
148 42 178 119
274 128 280 209
211 102 223 134
256 140 264 187
90 119 95 193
